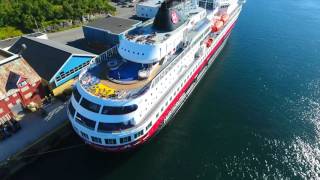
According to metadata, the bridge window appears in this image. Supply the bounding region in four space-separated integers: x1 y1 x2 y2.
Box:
73 88 81 102
80 98 101 113
75 113 96 130
101 104 138 115
98 122 134 132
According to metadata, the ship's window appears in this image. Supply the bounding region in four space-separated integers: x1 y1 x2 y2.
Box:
105 139 117 144
80 131 89 140
156 113 159 118
142 53 145 56
101 104 138 115
91 136 102 144
73 88 81 102
80 98 101 113
68 102 76 117
98 122 134 132
75 113 96 130
120 136 131 144
146 121 152 130
134 130 144 139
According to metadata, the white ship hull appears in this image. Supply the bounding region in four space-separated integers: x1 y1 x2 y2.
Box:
68 1 243 152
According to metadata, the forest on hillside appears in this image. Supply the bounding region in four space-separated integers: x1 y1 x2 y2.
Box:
0 0 116 39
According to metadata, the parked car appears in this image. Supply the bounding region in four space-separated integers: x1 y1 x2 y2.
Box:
4 121 17 134
2 123 12 137
0 125 7 141
9 119 21 131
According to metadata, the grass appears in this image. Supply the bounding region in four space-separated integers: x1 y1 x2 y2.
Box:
0 26 23 40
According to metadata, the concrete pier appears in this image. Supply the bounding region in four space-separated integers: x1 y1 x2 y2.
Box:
0 101 68 163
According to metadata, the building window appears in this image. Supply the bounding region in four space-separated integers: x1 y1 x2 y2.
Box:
19 81 27 87
73 88 81 102
24 92 33 99
105 139 117 144
91 136 102 144
80 98 101 113
75 113 96 130
120 136 131 144
21 86 29 92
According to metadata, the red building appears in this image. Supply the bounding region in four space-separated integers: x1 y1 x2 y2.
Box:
0 49 42 123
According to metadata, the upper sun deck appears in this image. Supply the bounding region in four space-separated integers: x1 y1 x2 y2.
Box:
124 20 181 45
123 5 205 45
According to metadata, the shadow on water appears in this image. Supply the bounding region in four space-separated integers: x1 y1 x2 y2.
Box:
8 132 142 180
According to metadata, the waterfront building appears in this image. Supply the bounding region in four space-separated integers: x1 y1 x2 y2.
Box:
83 16 142 48
9 36 97 96
0 49 43 122
136 0 164 19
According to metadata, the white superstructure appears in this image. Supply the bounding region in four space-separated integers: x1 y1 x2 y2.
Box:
68 0 244 151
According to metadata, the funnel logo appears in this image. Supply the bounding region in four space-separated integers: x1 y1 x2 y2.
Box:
171 11 179 24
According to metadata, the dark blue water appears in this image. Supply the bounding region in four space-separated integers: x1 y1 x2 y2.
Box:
10 0 320 179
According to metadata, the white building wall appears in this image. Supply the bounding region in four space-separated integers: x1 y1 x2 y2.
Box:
136 4 160 19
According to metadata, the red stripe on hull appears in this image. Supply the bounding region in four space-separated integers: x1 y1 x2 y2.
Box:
87 20 237 152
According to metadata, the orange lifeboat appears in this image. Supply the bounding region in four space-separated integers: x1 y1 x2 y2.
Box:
221 14 229 23
211 20 224 32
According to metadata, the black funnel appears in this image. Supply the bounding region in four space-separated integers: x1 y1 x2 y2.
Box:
153 1 185 32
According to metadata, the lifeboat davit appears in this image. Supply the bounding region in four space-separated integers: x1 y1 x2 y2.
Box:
221 14 229 23
211 20 224 32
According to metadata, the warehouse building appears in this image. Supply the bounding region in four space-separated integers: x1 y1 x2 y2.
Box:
136 0 163 19
9 36 97 96
83 16 142 48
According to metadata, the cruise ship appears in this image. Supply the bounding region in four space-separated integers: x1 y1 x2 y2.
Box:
68 0 245 151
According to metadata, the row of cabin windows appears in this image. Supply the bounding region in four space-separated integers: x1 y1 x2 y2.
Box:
120 47 145 56
154 61 195 119
56 61 90 82
151 41 195 90
73 88 138 115
79 132 117 144
151 40 206 123
76 118 151 146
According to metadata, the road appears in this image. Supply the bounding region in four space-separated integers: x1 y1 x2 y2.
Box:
47 28 84 45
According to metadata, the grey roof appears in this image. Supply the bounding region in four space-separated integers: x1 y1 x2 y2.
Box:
8 36 94 81
0 37 19 49
85 16 141 34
